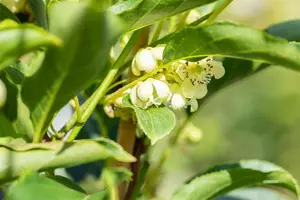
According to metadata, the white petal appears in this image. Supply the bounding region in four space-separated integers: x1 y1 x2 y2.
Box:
194 83 208 99
181 78 197 98
175 63 188 80
150 46 165 60
152 79 171 105
131 57 141 76
0 79 6 109
130 85 150 109
171 93 186 110
130 85 139 107
137 80 153 101
209 61 225 79
189 97 198 112
136 49 157 73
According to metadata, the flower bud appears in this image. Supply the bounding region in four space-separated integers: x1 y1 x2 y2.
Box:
188 97 198 112
104 104 115 118
171 93 186 110
132 49 157 76
0 79 7 109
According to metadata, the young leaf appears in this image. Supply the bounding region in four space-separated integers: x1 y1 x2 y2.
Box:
266 19 300 42
0 3 20 22
112 0 217 31
0 19 60 72
123 96 176 145
163 22 300 71
0 138 135 183
172 160 299 200
21 2 124 140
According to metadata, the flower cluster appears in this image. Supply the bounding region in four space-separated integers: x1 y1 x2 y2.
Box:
104 46 225 118
128 46 225 112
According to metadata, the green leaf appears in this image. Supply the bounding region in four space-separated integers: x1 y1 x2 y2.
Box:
0 113 18 138
266 20 300 42
122 96 176 145
21 2 124 139
112 0 216 31
0 138 135 183
28 0 48 29
0 3 20 22
1 69 34 140
47 175 87 194
0 19 60 73
163 22 300 71
6 173 86 200
172 160 300 200
6 172 112 200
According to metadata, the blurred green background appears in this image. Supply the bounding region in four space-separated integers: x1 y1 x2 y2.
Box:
154 0 300 198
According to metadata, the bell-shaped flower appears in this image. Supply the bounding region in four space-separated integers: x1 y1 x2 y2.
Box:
0 79 6 109
132 48 157 76
150 46 165 60
151 78 172 105
130 84 153 109
137 79 154 101
170 84 186 110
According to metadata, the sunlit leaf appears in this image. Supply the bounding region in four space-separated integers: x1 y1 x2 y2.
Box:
163 22 300 72
172 160 300 200
21 2 124 140
112 0 216 31
6 172 108 200
123 96 176 145
0 19 60 73
0 138 135 183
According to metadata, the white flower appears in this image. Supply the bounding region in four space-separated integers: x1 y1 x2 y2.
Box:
130 78 171 109
174 57 224 100
137 80 153 101
170 84 186 110
152 79 172 105
0 79 6 109
150 46 165 60
132 48 157 76
200 57 225 79
130 84 152 109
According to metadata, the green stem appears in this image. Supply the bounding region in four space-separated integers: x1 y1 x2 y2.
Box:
151 19 165 44
74 96 83 123
205 0 233 24
107 79 128 92
188 12 213 27
64 29 143 142
177 11 191 30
